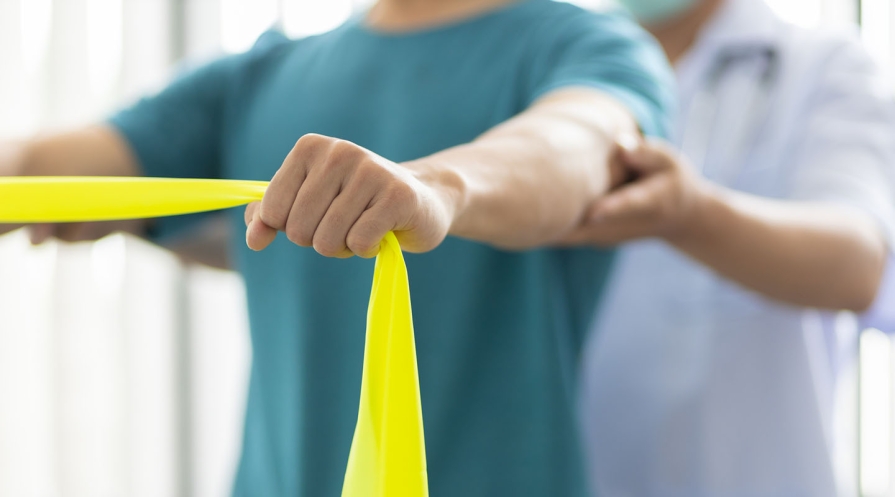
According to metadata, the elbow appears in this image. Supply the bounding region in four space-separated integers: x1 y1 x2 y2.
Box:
842 247 888 313
839 216 890 312
845 269 885 313
845 282 880 313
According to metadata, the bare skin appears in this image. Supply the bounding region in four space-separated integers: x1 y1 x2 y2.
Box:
565 138 887 311
0 0 638 260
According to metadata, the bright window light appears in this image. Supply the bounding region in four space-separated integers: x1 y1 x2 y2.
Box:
764 0 822 27
860 329 892 496
861 0 893 71
559 0 615 9
220 0 279 53
283 0 353 37
86 0 123 96
19 0 52 76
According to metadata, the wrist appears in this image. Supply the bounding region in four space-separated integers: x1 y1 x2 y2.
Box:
662 177 725 245
404 158 468 230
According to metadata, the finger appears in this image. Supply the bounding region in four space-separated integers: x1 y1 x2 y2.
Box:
0 224 23 237
345 201 397 259
259 136 324 231
49 221 142 243
246 204 278 251
589 180 662 222
283 160 346 248
245 202 259 227
29 224 55 245
55 222 96 243
53 223 82 242
618 138 678 175
558 218 651 247
616 133 642 154
311 181 374 258
587 222 654 245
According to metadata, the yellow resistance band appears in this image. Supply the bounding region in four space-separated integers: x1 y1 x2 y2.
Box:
343 230 428 497
0 177 429 496
0 176 269 222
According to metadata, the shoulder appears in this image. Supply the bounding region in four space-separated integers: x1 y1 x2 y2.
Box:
512 2 674 135
241 30 301 70
170 30 296 86
509 0 665 67
771 26 895 120
781 25 886 84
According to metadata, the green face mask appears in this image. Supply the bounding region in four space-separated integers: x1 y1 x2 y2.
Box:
616 0 698 23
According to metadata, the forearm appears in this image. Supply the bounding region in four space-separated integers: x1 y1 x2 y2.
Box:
670 185 888 311
14 125 141 177
0 125 147 242
408 89 638 249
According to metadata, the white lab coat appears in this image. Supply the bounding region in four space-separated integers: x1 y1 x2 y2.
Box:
580 0 895 496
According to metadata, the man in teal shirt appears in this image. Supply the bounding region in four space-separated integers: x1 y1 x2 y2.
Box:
1 0 672 495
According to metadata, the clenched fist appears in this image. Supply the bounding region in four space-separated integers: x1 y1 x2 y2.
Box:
245 134 460 258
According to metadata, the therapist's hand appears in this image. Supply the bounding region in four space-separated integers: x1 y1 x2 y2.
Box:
245 134 459 258
562 137 711 246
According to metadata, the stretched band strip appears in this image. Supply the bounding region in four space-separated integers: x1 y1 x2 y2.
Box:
0 177 268 222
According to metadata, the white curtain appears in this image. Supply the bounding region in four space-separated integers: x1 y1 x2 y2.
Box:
0 1 359 496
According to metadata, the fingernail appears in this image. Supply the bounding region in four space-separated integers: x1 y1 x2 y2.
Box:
245 224 257 251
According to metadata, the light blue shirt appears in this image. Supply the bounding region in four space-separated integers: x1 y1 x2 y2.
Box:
580 0 895 495
110 2 674 496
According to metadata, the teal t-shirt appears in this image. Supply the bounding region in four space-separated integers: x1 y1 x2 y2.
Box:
110 1 673 495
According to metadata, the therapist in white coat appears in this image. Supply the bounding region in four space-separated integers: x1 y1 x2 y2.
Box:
571 0 895 495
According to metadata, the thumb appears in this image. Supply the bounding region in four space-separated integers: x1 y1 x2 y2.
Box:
245 202 277 251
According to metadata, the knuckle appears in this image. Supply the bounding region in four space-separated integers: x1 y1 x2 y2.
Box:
294 133 327 151
355 160 387 184
244 202 260 224
259 203 287 231
383 180 416 207
346 231 376 257
331 139 362 158
322 141 366 175
313 234 346 258
285 224 313 247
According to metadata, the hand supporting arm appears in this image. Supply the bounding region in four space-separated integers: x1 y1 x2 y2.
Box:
565 140 888 312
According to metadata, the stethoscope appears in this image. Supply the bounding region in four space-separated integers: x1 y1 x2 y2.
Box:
679 46 780 184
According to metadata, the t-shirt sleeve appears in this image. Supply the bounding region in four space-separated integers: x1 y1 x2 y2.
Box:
109 30 289 180
108 31 289 239
109 56 238 181
524 7 676 137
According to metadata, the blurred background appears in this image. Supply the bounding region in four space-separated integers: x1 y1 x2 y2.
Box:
0 0 893 496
